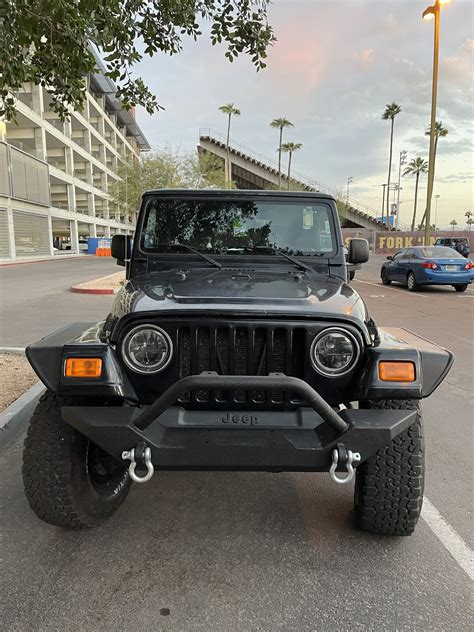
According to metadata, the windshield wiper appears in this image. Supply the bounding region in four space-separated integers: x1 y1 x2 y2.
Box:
275 249 313 272
168 244 221 269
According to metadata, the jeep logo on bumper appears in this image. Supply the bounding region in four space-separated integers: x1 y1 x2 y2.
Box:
221 412 259 425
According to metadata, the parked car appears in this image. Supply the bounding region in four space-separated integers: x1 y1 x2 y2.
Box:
381 246 474 292
23 190 453 537
434 237 470 258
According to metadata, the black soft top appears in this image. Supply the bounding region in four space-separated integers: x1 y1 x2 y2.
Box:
141 189 337 203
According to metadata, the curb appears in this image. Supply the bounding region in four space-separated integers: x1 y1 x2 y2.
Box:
70 286 118 295
0 347 26 355
0 381 45 453
0 254 89 268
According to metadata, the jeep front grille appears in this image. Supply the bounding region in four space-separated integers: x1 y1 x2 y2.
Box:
177 324 306 407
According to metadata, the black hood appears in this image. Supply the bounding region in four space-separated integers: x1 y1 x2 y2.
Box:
111 267 369 329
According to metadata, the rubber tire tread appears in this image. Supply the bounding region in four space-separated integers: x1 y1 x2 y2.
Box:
354 399 424 536
22 391 131 529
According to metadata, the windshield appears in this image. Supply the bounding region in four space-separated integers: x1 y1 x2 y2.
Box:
140 198 336 256
418 247 465 259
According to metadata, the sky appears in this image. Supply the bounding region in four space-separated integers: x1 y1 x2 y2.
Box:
132 0 474 229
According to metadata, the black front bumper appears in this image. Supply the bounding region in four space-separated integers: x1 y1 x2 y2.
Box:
62 373 417 472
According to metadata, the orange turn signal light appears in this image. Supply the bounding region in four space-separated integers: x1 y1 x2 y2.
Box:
65 357 102 378
378 361 415 382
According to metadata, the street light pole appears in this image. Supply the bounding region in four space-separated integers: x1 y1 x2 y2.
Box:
434 194 440 229
381 184 387 227
346 176 353 204
422 0 448 244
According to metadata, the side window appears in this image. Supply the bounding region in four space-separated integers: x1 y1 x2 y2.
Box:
392 251 403 260
401 249 414 259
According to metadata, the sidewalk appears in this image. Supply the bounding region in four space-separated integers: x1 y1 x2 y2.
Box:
70 270 125 295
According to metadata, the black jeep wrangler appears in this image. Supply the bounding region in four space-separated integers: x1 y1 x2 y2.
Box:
23 190 453 535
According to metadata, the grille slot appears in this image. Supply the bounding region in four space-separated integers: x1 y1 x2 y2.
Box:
177 323 303 407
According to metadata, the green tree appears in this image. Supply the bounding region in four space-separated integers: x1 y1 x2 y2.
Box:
465 210 473 230
382 102 402 224
0 1 274 121
450 219 458 231
403 157 428 231
281 142 302 190
218 103 241 186
270 117 294 189
109 147 228 218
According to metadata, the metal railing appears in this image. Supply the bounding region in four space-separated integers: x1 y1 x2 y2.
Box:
199 128 387 227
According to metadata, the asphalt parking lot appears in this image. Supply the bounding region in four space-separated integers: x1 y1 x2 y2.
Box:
0 256 472 631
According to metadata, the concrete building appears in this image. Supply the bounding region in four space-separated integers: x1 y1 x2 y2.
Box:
0 64 149 262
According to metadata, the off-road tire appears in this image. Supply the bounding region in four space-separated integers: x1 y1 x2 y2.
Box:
354 400 424 536
381 269 391 285
23 391 132 529
454 284 468 293
407 272 418 292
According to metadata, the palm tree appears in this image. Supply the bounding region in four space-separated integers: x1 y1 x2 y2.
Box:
450 219 458 231
465 210 472 230
419 121 448 228
218 103 241 186
382 102 402 224
281 142 302 190
403 157 428 231
270 117 294 189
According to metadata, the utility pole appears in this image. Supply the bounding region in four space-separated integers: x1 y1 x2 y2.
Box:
396 150 407 228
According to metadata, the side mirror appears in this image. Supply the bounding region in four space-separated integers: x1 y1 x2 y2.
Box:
111 234 131 266
386 255 393 261
347 238 369 264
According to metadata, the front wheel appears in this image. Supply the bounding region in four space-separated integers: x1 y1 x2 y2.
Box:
407 272 418 292
22 392 132 528
354 400 424 536
454 284 468 293
381 269 391 285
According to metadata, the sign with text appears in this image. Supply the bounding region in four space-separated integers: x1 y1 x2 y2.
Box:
341 230 473 255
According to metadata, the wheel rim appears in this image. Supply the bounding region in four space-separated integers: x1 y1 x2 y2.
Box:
408 274 414 289
86 442 127 491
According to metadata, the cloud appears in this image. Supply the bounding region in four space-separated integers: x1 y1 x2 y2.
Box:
436 172 474 183
356 48 374 70
133 0 473 219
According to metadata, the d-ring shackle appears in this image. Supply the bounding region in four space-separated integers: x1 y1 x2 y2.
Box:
329 447 361 485
122 446 154 483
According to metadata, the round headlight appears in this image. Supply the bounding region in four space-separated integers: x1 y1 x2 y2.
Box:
310 328 360 376
122 325 172 374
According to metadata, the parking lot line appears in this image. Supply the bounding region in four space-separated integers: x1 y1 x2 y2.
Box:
353 278 428 298
422 496 473 581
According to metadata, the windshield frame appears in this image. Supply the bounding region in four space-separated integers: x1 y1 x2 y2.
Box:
136 194 340 263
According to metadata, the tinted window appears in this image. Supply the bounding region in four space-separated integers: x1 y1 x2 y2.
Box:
140 198 336 256
401 249 415 259
418 247 465 258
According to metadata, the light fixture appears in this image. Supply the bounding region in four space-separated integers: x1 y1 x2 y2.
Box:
122 325 173 374
422 7 435 19
310 328 360 377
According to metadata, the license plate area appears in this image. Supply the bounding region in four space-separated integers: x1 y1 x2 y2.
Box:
445 265 457 271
